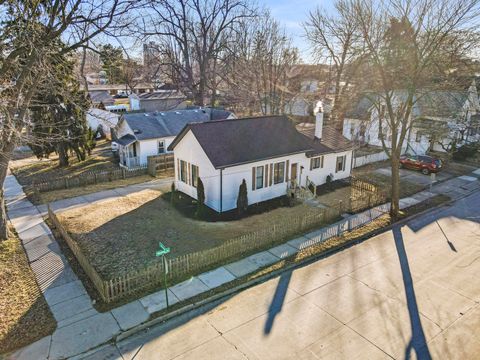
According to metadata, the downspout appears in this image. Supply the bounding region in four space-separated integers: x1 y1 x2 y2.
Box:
220 169 223 213
350 149 355 171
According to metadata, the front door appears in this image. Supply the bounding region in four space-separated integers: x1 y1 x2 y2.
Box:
291 163 298 186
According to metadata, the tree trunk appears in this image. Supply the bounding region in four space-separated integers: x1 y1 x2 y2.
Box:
57 143 69 167
390 154 401 219
0 144 14 241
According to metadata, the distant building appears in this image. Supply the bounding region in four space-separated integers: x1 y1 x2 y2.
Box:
129 90 188 112
86 108 120 139
343 82 480 154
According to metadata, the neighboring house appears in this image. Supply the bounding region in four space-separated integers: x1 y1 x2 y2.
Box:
89 90 115 107
83 82 155 95
86 108 120 139
129 91 188 112
114 108 235 168
168 112 353 213
343 82 480 154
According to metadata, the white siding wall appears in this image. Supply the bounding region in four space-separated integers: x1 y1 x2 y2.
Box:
173 130 353 213
173 131 221 211
219 150 352 212
137 136 175 165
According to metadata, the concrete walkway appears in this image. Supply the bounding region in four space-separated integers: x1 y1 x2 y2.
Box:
6 170 480 359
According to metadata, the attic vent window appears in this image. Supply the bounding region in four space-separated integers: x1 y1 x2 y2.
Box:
175 111 181 114
133 129 141 134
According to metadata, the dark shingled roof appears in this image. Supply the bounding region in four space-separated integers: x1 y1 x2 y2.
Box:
121 108 234 140
296 123 353 153
116 134 136 146
169 116 351 169
344 96 375 119
414 91 467 118
89 90 114 105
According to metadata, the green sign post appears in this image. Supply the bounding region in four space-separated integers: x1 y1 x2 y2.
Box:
155 242 171 307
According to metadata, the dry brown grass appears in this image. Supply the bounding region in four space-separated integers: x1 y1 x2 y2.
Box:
0 230 56 354
36 172 174 204
57 190 327 279
353 171 424 198
10 140 119 187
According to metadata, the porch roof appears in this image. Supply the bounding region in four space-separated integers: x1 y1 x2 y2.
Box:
116 134 136 146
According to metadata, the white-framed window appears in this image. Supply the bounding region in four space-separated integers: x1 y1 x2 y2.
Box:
415 132 422 143
191 164 199 187
273 162 285 184
180 160 187 182
336 155 346 173
310 156 324 170
255 166 264 190
158 140 165 154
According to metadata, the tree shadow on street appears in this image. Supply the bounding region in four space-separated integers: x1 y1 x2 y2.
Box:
392 226 432 360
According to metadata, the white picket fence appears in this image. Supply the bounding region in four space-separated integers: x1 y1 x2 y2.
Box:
353 151 389 168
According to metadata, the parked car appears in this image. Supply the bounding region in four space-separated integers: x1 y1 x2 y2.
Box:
111 141 119 153
399 154 442 175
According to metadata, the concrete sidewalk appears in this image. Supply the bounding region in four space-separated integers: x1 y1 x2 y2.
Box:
6 170 480 359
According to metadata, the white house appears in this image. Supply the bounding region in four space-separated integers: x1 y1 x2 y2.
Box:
114 108 235 168
86 108 120 139
168 112 353 213
343 82 480 154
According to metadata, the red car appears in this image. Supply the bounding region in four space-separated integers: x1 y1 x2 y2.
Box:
399 154 442 175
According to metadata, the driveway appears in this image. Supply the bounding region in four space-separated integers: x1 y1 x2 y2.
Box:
375 165 459 186
81 190 480 360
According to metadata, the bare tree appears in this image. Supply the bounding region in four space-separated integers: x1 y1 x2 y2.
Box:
304 0 366 130
0 0 140 240
225 10 298 116
144 0 254 106
353 0 480 219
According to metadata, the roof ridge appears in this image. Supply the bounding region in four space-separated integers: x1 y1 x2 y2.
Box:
191 114 286 125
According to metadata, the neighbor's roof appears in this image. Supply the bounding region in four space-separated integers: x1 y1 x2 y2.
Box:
116 134 136 146
138 90 186 101
89 90 114 105
296 123 353 152
344 96 375 119
414 91 468 118
121 108 234 141
346 90 469 120
169 116 351 169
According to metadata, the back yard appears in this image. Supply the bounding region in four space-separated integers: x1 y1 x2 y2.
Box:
57 188 331 279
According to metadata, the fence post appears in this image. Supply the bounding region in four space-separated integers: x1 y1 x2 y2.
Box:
122 168 126 179
65 178 69 189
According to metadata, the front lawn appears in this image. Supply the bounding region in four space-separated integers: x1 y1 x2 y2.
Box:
0 231 56 354
57 188 329 279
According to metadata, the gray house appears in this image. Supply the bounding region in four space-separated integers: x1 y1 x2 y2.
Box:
114 108 236 168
